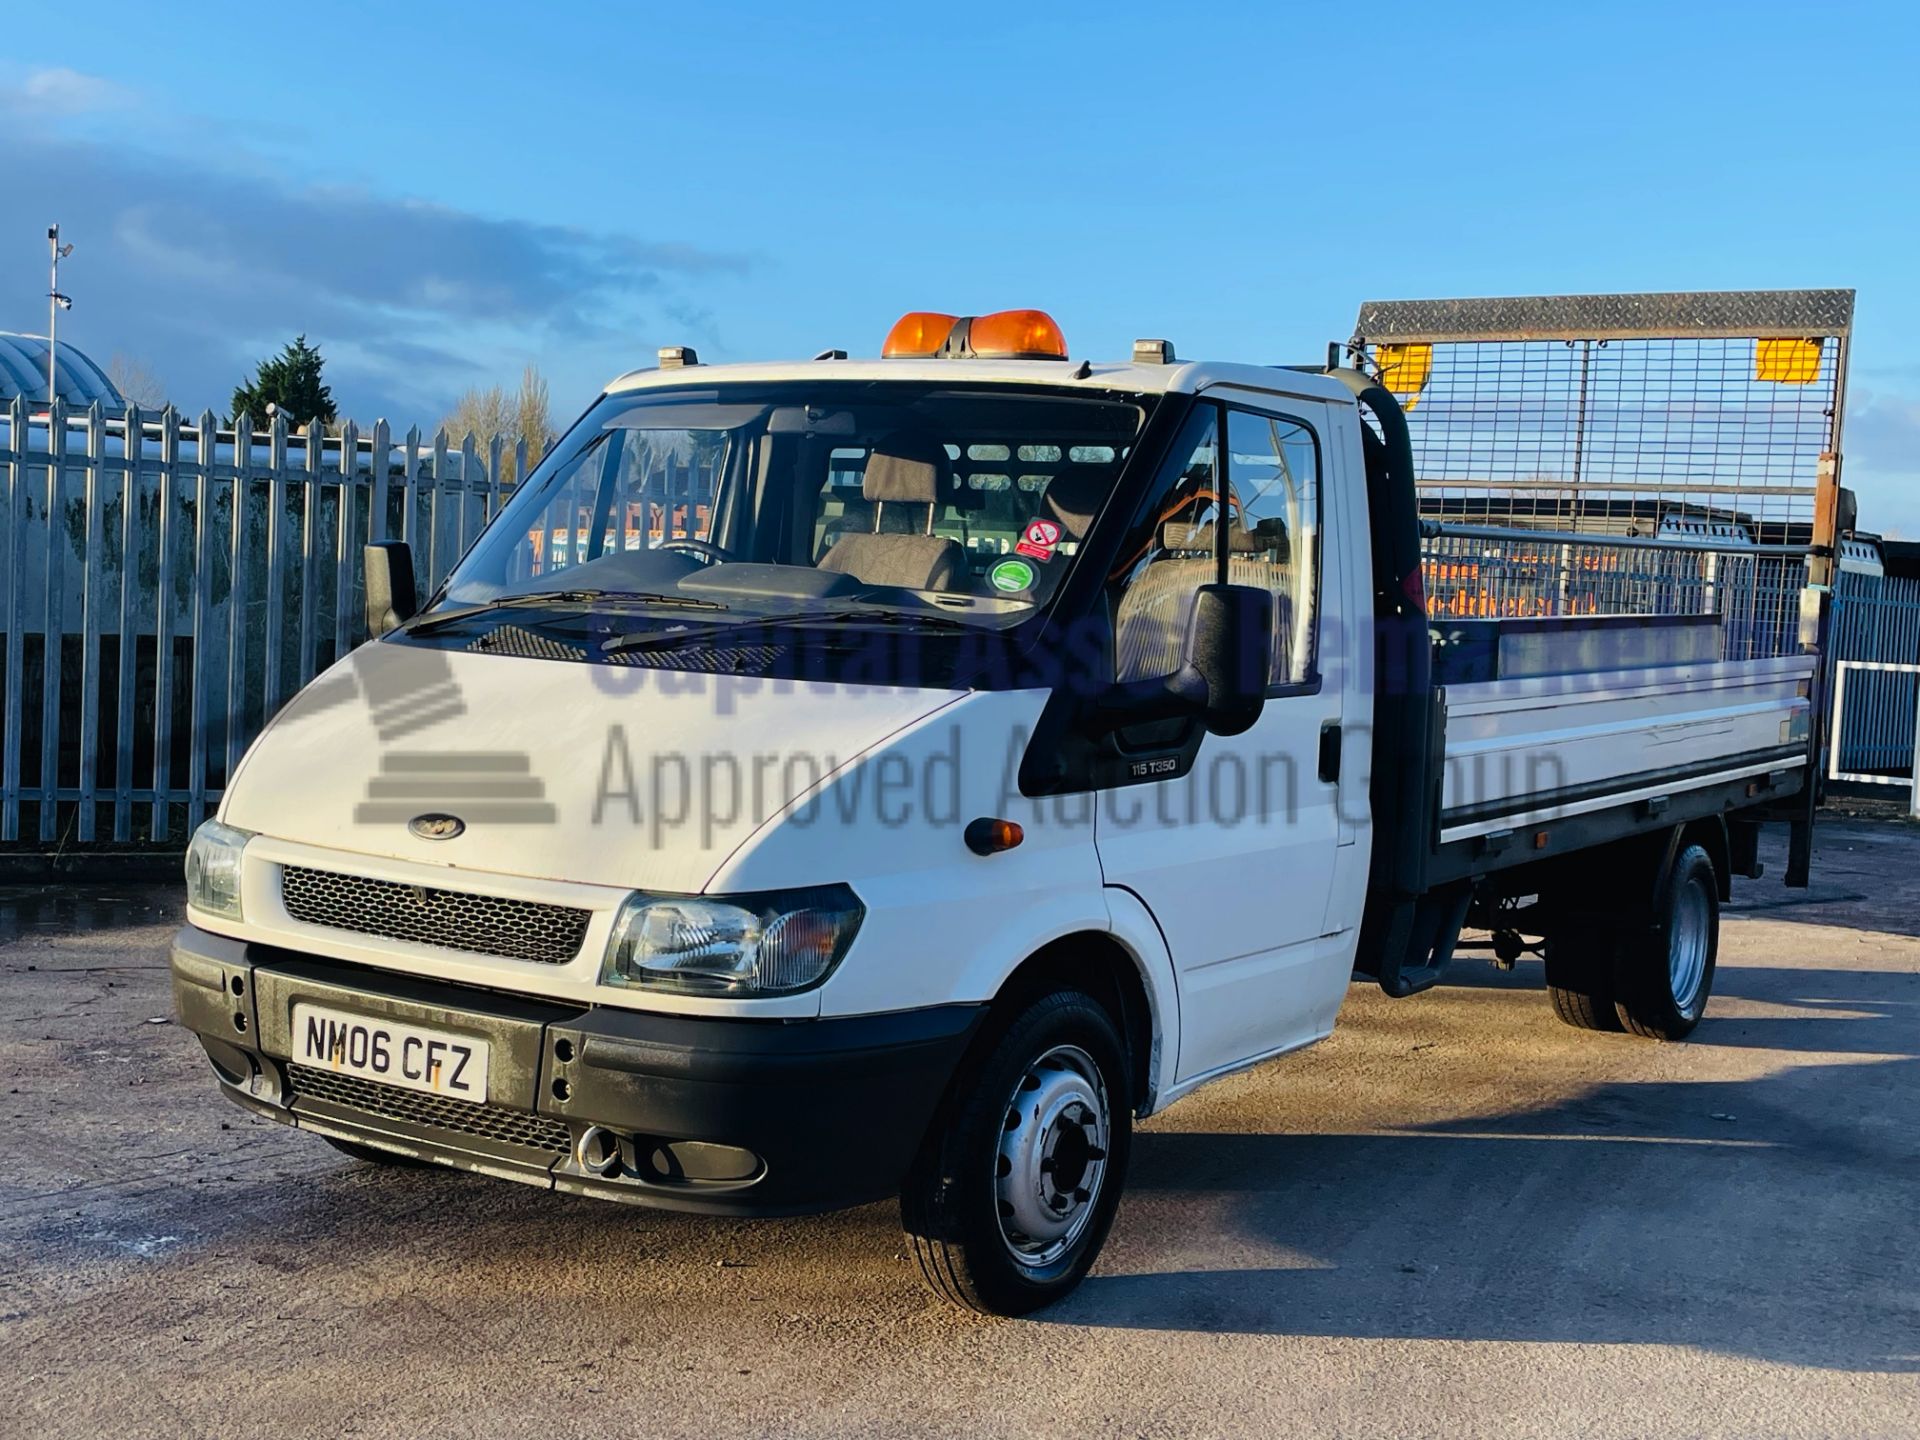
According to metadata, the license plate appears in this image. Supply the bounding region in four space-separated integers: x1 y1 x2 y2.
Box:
292 1003 490 1102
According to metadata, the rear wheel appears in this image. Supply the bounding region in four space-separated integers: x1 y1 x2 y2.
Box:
1545 931 1622 1031
901 989 1131 1316
1613 843 1719 1040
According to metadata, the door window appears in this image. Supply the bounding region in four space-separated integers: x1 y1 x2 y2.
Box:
1109 408 1222 682
1225 407 1319 685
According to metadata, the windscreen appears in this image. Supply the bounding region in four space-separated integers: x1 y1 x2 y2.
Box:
437 381 1151 630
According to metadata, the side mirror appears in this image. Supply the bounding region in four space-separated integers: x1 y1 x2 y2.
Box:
364 541 418 638
1091 582 1271 735
1184 583 1272 736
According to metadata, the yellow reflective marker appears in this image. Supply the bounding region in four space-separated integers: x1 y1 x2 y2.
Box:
1756 337 1823 383
1376 343 1433 410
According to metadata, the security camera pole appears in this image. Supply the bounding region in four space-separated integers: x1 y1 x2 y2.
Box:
47 223 75 405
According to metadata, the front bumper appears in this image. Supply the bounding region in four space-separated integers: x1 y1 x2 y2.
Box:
172 926 983 1216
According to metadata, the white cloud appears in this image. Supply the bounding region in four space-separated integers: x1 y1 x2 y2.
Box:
1 73 747 421
17 66 135 116
1843 389 1920 539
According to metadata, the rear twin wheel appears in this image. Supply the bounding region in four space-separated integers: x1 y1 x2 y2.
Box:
1546 841 1720 1040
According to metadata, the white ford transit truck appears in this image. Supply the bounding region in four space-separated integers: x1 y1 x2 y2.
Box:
173 303 1831 1314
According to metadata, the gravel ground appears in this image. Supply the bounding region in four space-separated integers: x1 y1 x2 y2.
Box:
2 817 1916 1439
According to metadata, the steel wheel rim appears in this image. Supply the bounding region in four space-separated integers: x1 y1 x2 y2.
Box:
1669 876 1711 1014
994 1043 1110 1269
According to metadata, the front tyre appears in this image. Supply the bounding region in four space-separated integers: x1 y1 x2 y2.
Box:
901 989 1132 1316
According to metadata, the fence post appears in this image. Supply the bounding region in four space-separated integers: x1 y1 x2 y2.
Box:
76 401 105 842
38 398 64 840
488 434 505 523
1 395 24 840
186 410 217 829
224 414 254 790
1911 678 1920 821
262 411 288 722
400 424 420 553
459 431 478 564
112 402 140 842
429 426 450 589
334 420 358 665
150 406 178 839
1828 663 1850 782
370 418 391 546
299 419 322 692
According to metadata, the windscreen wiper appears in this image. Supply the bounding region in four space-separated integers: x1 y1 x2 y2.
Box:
600 607 977 655
405 589 728 636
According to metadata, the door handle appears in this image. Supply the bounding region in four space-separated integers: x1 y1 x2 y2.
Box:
1318 722 1342 784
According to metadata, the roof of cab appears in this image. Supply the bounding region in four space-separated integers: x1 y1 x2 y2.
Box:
602 355 1355 407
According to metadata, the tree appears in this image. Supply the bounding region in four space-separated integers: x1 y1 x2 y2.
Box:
106 353 167 410
441 362 554 485
231 335 335 428
514 362 550 463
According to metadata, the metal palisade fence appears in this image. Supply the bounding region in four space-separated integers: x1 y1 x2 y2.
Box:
0 399 523 853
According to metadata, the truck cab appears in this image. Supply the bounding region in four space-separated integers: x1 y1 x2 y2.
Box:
172 307 1820 1313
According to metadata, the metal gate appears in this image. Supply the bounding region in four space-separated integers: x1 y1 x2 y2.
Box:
1828 661 1920 815
1829 570 1920 786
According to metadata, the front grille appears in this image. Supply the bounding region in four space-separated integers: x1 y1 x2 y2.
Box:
468 624 581 661
469 624 788 674
280 865 590 965
617 642 787 673
288 1063 570 1152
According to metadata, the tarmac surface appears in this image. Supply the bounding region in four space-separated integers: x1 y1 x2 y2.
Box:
2 816 1916 1439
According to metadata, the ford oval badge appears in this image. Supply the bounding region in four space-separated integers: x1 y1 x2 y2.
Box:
408 813 465 841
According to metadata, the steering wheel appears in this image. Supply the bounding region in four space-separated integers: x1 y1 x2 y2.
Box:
659 538 730 566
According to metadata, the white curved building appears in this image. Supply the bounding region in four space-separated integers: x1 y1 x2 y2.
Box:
0 332 125 410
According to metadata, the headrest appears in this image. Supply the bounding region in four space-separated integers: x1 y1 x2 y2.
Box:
1037 467 1112 537
863 432 951 504
1161 520 1270 554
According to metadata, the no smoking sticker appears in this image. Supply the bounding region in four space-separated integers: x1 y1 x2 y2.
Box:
1015 518 1062 561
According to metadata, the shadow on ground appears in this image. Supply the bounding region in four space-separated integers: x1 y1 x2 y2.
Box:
1045 961 1918 1372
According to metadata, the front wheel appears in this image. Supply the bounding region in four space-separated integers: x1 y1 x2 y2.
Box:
901 989 1132 1316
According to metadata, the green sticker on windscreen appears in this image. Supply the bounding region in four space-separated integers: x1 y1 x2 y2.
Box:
990 558 1036 592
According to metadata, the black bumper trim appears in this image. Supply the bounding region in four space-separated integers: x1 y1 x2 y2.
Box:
170 926 985 1216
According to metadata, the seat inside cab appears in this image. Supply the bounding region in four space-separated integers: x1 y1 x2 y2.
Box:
810 435 1124 598
816 433 968 590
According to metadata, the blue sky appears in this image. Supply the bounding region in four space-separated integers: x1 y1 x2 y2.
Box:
5 0 1919 531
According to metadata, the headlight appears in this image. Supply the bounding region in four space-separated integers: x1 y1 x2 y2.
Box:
185 819 255 920
601 885 864 996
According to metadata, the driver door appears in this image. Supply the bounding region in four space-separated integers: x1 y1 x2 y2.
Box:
1095 399 1350 1083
